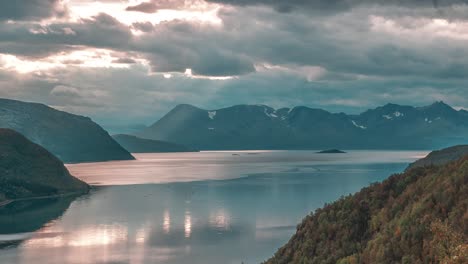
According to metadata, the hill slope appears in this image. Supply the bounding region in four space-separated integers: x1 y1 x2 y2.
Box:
0 129 89 203
112 134 197 153
136 102 468 150
0 98 134 163
407 145 468 170
265 155 468 264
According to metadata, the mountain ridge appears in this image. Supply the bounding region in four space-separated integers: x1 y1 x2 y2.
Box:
0 98 134 163
136 101 468 150
407 145 468 170
112 134 197 153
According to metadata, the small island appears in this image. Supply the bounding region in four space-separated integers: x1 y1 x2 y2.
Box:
317 149 347 154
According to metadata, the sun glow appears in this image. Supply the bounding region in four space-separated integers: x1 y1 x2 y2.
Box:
65 0 223 29
0 48 148 74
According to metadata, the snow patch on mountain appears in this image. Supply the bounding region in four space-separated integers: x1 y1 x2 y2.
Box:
208 111 216 120
351 120 367 129
383 111 405 120
264 108 278 118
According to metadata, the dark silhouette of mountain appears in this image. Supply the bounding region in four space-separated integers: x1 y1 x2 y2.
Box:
135 102 468 150
112 134 197 153
264 153 468 264
0 129 89 204
407 145 468 170
0 98 134 163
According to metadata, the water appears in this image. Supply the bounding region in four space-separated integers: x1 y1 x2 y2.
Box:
0 151 427 264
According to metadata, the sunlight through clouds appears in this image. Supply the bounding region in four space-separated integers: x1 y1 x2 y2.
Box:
0 0 468 127
0 48 149 73
66 0 223 28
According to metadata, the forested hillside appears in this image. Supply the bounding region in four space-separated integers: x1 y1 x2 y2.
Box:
265 156 468 264
0 129 89 203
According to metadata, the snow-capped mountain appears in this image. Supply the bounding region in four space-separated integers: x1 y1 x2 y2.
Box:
135 102 468 150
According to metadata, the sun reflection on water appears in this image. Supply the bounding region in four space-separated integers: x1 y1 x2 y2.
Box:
209 209 231 230
23 224 128 248
163 210 171 234
184 211 192 238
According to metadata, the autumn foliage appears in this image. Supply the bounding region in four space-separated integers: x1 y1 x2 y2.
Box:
265 156 468 264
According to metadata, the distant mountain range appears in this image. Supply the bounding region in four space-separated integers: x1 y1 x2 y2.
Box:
0 98 134 163
135 102 468 150
112 134 197 153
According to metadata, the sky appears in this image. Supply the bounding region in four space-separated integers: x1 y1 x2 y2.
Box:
0 0 468 130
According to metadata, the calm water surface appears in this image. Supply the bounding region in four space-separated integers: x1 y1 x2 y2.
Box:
0 151 427 264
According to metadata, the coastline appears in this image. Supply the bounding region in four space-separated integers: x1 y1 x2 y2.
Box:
0 190 89 208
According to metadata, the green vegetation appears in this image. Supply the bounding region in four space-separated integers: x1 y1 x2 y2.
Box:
265 156 468 264
0 129 89 203
407 145 468 170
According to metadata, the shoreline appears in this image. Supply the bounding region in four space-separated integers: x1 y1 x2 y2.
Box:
0 190 89 208
0 200 12 207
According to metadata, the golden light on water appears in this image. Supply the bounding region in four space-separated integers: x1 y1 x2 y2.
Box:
23 224 128 248
163 209 171 234
184 211 192 238
209 209 231 230
66 224 128 247
135 227 147 244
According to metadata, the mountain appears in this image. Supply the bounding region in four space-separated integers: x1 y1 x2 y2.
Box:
407 145 468 170
0 129 89 204
317 149 346 154
0 98 134 163
135 102 468 150
112 134 197 153
265 153 468 264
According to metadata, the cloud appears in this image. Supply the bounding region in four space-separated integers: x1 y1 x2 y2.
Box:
1 58 468 129
112 58 137 64
206 0 468 14
0 0 67 21
1 0 468 128
126 0 211 13
2 4 468 79
126 0 181 13
0 13 132 58
50 85 82 97
131 22 155 33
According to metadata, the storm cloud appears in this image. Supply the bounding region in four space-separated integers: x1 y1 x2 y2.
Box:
0 0 467 129
206 0 468 13
0 0 67 21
